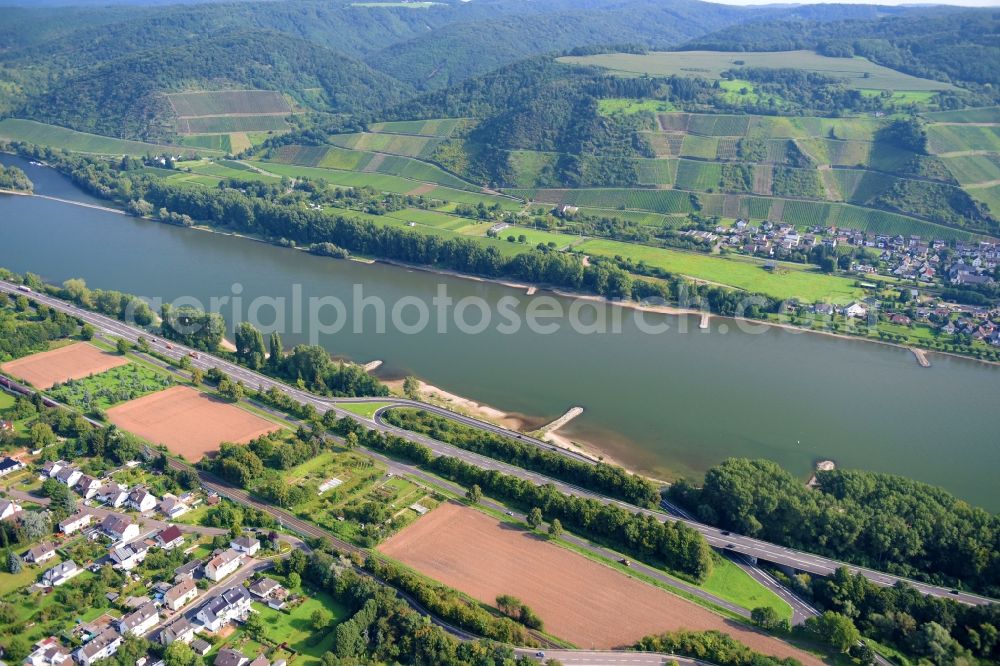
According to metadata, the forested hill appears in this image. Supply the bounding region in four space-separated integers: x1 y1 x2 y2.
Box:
681 9 1000 91
14 31 411 141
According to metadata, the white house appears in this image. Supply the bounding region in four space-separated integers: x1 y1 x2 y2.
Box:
75 475 102 500
159 496 189 519
0 455 25 477
128 487 157 513
74 629 122 666
0 498 23 522
110 542 149 571
159 618 196 646
117 602 159 636
157 525 185 551
58 511 92 535
195 586 251 632
97 483 128 508
230 535 260 556
41 460 66 479
24 542 57 564
204 549 243 582
214 649 249 666
164 579 198 611
101 513 139 543
843 302 868 318
41 560 80 587
53 465 82 488
24 637 71 666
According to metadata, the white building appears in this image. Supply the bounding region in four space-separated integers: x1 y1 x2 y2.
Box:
101 513 139 542
24 542 57 564
58 512 92 535
96 483 128 508
53 465 82 488
159 617 196 646
230 535 260 556
110 542 149 571
117 602 159 636
127 487 157 513
163 579 198 611
159 496 189 519
195 586 251 632
75 475 102 500
0 498 23 522
74 629 122 666
41 560 80 587
24 637 70 666
204 549 243 582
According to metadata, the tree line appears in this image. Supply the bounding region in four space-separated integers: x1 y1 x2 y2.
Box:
382 407 661 508
667 458 1000 596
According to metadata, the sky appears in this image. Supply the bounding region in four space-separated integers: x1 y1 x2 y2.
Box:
709 0 999 5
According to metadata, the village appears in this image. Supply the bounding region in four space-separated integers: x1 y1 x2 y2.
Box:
0 452 323 666
681 221 1000 347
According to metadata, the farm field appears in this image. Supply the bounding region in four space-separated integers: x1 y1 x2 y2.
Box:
575 238 862 303
970 184 1000 215
1 342 129 390
558 50 954 93
0 119 211 156
508 150 559 187
368 118 464 137
330 132 440 158
379 502 822 662
922 107 1000 123
942 154 1000 185
180 115 289 134
516 188 696 214
105 385 281 461
166 90 291 117
47 363 174 412
599 98 677 115
927 124 1000 154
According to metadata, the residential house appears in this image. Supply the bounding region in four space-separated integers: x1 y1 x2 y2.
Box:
159 617 196 646
204 549 243 582
96 483 128 508
248 657 270 666
41 460 66 479
157 525 185 550
0 455 25 476
41 560 80 587
249 577 288 609
24 637 71 666
163 579 198 612
110 542 149 571
59 512 92 535
101 513 139 542
127 487 157 513
117 602 159 636
843 302 868 318
53 465 82 488
0 498 22 521
230 535 260 556
158 496 189 519
173 560 202 583
74 629 122 666
194 586 252 632
24 542 57 564
75 475 102 500
214 649 249 666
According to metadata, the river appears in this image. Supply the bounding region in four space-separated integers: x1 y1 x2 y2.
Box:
2 154 998 509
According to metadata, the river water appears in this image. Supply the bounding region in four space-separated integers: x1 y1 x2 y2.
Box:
2 154 998 509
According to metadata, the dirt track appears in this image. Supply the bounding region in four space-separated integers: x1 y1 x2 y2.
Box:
106 385 280 461
1 342 128 389
380 503 824 664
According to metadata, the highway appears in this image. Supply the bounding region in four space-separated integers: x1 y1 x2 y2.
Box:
2 279 995 609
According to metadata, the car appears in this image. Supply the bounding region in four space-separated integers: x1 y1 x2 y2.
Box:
721 530 731 536
950 589 960 595
534 652 545 659
619 558 631 567
725 543 736 550
505 511 514 516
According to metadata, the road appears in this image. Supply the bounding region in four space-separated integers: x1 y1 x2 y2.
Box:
513 648 700 665
2 280 994 609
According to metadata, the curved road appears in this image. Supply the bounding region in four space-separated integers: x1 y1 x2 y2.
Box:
2 280 994 609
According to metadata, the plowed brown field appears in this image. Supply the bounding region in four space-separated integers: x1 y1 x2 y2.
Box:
1 342 128 389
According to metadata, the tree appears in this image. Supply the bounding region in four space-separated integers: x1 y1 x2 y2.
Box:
116 337 131 355
6 550 22 574
311 608 334 631
403 376 420 400
465 484 482 504
243 611 265 639
164 641 198 666
190 367 204 385
80 323 95 340
30 422 56 449
527 507 543 530
218 378 244 402
548 518 563 538
268 331 283 372
235 322 267 370
19 511 50 540
751 606 783 631
806 611 860 652
2 635 30 662
288 571 301 589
